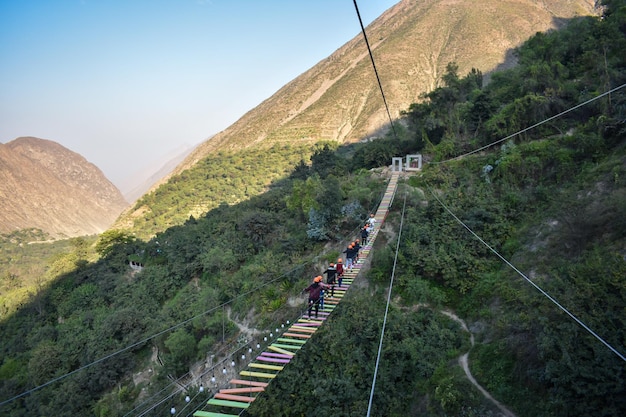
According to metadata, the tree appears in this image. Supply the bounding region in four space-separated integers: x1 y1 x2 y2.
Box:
163 329 196 376
28 341 66 386
310 144 343 178
95 230 135 257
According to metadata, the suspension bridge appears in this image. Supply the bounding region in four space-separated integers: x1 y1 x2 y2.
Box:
193 171 400 417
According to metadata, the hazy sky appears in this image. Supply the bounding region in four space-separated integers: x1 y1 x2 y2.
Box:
0 0 397 191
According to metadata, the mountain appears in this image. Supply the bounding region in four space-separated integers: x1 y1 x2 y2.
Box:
0 137 128 238
119 142 200 204
117 0 598 235
174 0 597 173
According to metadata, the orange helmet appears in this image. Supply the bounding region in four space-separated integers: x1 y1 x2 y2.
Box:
314 276 322 283
337 258 342 263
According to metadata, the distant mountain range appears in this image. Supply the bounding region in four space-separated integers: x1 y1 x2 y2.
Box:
0 137 128 238
119 142 200 204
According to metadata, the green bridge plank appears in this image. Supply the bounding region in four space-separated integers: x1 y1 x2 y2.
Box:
194 411 239 417
207 398 250 409
271 343 301 350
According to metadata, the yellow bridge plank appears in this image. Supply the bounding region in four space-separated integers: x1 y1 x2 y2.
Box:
249 363 283 371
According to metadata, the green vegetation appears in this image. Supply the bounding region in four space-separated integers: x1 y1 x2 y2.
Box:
0 144 389 416
0 231 98 319
122 143 322 239
1 1 625 416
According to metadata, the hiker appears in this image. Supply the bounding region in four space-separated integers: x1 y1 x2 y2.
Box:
336 258 344 287
348 242 359 269
365 221 373 235
302 276 330 318
323 262 337 297
368 213 377 229
354 239 362 263
360 226 369 245
343 243 356 270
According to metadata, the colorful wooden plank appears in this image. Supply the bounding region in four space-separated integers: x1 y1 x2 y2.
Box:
249 362 283 371
193 411 239 417
302 315 327 320
303 312 328 317
229 379 268 388
214 393 255 403
239 370 276 379
257 356 290 364
298 318 323 323
260 351 292 358
294 321 322 326
288 326 317 333
282 332 311 339
267 345 295 356
207 398 250 409
219 387 265 394
277 337 306 344
270 343 301 350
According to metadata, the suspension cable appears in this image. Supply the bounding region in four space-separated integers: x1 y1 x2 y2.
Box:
366 190 408 416
435 82 626 164
353 0 398 139
426 185 626 363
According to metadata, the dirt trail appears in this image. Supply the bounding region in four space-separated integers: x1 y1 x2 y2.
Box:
439 310 518 417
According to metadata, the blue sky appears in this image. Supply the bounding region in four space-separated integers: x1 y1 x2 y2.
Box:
0 0 397 191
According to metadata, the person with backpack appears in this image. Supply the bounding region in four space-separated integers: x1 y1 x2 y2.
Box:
360 225 369 245
354 239 362 263
336 258 344 287
302 276 330 318
343 243 356 270
323 262 337 297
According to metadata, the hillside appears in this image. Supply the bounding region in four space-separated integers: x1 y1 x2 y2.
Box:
0 137 128 238
115 0 598 237
178 0 596 159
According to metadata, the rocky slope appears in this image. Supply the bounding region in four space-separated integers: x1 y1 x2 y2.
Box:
0 136 128 238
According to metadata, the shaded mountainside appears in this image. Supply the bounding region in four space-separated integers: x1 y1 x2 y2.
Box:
0 137 128 238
